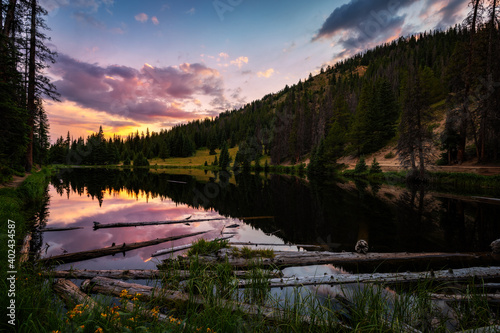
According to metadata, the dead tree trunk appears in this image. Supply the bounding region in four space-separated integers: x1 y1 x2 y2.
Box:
183 249 499 271
93 217 227 230
238 266 500 288
39 231 208 265
44 269 281 280
82 276 347 327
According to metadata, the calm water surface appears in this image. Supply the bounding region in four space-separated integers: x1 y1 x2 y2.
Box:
36 168 500 272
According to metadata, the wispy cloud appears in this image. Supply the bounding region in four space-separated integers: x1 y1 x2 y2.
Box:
186 7 196 15
257 68 275 78
230 56 249 68
72 11 106 29
135 13 148 23
151 16 159 25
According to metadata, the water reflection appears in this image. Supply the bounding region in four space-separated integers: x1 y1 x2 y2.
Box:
40 168 500 271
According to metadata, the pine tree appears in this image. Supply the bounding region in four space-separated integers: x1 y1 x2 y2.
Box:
219 142 231 170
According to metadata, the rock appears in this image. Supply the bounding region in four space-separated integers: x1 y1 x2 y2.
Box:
491 239 500 254
355 240 369 254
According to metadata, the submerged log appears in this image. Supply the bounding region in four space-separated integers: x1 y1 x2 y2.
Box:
228 242 322 250
82 276 348 327
93 218 227 230
45 269 281 280
240 216 275 220
39 226 84 232
188 249 500 271
39 231 208 265
151 235 234 257
238 266 500 289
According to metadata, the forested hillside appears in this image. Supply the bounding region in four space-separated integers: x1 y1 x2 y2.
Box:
49 11 500 172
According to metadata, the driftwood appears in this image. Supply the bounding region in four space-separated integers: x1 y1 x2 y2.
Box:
45 269 282 280
429 293 500 301
39 231 208 265
189 249 500 271
238 266 500 288
53 279 181 326
39 226 84 232
458 326 500 333
82 276 349 328
151 235 234 257
19 233 32 263
53 278 97 309
93 218 227 230
229 242 323 250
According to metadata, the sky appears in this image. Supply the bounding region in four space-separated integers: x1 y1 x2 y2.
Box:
40 0 471 142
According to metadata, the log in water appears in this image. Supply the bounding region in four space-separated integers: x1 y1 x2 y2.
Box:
185 249 500 271
39 231 208 265
92 218 227 229
238 266 500 288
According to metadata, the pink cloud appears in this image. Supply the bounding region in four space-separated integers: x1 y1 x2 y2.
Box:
135 13 148 23
50 54 229 123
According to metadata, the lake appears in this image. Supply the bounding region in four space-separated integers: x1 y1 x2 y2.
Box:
36 168 500 272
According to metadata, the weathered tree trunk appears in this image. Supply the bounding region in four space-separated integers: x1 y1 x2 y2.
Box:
38 231 208 265
19 233 32 263
39 226 84 232
53 278 97 309
53 279 181 326
82 277 347 327
430 293 500 301
183 249 499 271
44 269 281 280
151 235 233 257
238 266 500 289
93 217 226 229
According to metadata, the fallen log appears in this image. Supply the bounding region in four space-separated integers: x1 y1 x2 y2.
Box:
429 293 500 301
229 242 323 250
238 266 500 288
19 233 32 263
39 231 208 265
151 235 234 257
39 226 84 232
53 278 97 309
53 279 182 326
93 218 227 230
187 249 500 271
82 276 349 328
457 326 500 333
44 269 282 280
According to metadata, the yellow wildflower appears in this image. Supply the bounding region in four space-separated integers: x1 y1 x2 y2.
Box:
101 313 107 318
94 328 104 333
80 325 85 329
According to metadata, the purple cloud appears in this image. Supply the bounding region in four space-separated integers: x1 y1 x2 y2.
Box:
50 54 228 122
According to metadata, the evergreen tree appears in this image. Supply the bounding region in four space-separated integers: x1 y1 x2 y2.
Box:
219 142 231 170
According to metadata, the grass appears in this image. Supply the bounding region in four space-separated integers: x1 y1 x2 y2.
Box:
187 238 230 257
150 147 240 167
231 246 275 259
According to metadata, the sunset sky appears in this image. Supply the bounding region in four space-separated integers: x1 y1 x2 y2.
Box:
41 0 470 142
